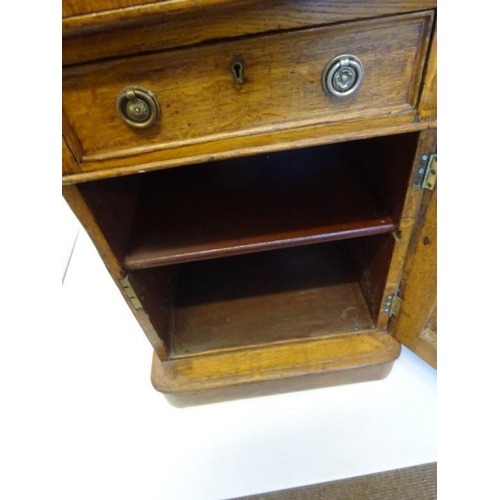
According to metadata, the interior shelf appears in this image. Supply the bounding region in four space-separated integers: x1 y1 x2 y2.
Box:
123 146 396 269
161 241 379 359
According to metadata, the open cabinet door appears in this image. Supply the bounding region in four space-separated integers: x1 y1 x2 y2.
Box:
391 180 437 369
392 18 437 369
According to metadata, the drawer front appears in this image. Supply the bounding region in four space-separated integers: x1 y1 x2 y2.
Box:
63 12 433 164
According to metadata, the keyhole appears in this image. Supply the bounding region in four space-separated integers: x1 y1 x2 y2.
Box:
231 61 244 83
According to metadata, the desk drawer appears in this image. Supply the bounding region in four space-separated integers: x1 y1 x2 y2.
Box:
63 12 433 165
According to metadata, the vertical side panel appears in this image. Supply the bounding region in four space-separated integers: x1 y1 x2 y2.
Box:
62 137 81 176
391 185 437 368
63 184 169 360
374 128 437 329
418 23 437 121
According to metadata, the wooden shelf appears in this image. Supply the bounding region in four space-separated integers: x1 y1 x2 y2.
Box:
124 146 395 269
167 243 376 359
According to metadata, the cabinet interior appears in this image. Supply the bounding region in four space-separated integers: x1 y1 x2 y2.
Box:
78 132 418 358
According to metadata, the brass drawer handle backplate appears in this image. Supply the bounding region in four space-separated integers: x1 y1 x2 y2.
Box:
116 86 160 129
322 55 364 97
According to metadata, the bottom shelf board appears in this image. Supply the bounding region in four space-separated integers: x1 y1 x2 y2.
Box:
168 243 375 359
153 332 401 407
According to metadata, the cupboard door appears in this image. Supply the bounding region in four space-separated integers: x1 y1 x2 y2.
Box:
392 183 437 369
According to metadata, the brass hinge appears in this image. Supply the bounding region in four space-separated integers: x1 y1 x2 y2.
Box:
119 274 143 309
384 293 401 318
414 153 437 190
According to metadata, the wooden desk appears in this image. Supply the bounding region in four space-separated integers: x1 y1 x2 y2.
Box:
62 0 437 406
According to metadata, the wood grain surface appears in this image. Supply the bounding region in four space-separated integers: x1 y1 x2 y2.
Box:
346 233 395 324
414 308 437 368
63 115 435 183
418 23 437 121
152 331 400 404
392 184 437 368
374 128 437 329
62 0 437 65
63 0 157 18
63 0 239 19
159 361 396 407
62 137 80 175
63 12 433 164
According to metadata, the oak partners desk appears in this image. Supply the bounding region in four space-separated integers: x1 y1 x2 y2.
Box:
62 0 437 406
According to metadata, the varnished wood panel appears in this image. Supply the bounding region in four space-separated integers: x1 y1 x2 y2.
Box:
169 244 375 358
63 0 163 18
392 185 437 368
62 0 437 65
62 0 241 19
62 137 81 175
418 24 437 121
63 12 433 164
62 112 84 166
349 132 420 225
159 360 395 407
152 331 400 396
124 146 395 269
399 129 437 221
375 128 437 329
62 115 435 184
413 308 437 368
341 132 423 325
128 267 175 354
347 234 395 324
78 176 140 265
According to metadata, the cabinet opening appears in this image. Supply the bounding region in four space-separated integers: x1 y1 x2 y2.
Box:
78 131 418 270
129 235 394 358
77 131 418 358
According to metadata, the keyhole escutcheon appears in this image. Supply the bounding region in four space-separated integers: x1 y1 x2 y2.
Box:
231 61 244 84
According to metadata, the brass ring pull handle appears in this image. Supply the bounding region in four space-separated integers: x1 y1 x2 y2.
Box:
322 55 364 97
116 86 160 129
